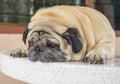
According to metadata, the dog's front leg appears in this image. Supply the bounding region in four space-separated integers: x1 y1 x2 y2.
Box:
10 46 27 58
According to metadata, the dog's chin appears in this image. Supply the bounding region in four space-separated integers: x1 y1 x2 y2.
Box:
28 51 67 62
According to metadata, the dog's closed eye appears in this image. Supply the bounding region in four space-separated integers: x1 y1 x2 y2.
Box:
28 41 34 48
47 40 60 51
28 37 38 48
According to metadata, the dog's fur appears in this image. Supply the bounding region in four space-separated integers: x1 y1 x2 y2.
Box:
11 5 115 64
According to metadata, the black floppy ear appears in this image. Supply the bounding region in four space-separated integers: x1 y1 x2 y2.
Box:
63 28 82 53
22 28 29 44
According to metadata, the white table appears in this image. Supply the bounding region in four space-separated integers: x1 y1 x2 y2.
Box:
0 52 120 84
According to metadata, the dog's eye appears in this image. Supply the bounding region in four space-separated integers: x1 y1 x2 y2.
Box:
47 42 60 50
28 41 34 47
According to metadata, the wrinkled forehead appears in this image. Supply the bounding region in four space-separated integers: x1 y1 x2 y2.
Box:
27 25 54 38
28 21 68 35
26 24 65 44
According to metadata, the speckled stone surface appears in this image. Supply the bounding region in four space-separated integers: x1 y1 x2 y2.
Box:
0 52 120 84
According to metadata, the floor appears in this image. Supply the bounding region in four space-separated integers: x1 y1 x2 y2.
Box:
0 34 26 84
0 34 120 84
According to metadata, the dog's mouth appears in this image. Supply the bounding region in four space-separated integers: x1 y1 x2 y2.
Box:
28 51 67 62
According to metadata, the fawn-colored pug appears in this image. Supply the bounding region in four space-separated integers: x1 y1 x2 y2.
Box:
10 5 115 64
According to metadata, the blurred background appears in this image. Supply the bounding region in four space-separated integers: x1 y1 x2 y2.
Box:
0 0 120 84
0 0 120 30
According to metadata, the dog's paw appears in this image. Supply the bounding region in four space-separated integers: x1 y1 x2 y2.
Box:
10 48 27 58
84 50 105 64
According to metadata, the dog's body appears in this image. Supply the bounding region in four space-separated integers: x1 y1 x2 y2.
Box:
11 6 115 64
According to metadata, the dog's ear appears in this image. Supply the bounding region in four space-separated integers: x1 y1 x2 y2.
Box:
63 28 82 53
22 28 29 44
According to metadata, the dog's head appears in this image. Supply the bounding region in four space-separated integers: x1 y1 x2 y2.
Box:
23 24 82 62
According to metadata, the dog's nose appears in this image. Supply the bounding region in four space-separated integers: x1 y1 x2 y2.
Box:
36 46 43 52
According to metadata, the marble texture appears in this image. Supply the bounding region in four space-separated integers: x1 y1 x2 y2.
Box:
0 52 120 84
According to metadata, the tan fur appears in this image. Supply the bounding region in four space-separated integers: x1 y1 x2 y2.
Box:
27 6 115 61
11 5 115 62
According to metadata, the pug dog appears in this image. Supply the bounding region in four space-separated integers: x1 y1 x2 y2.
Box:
10 5 115 64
